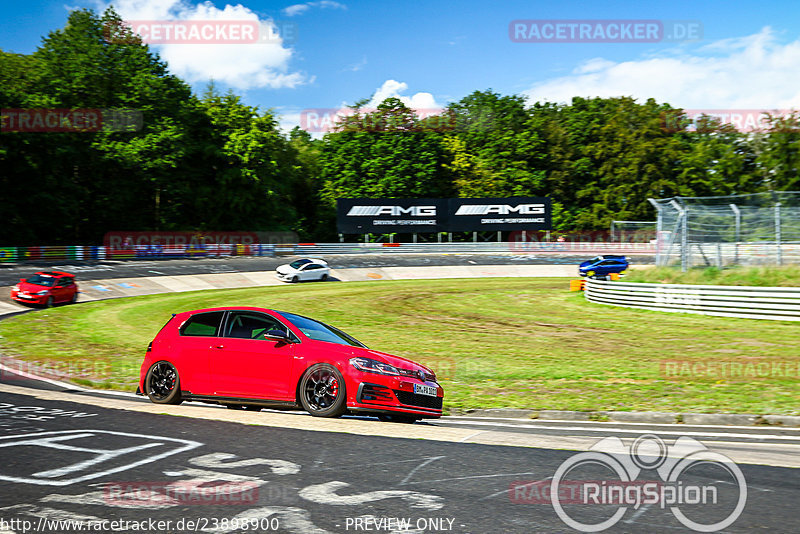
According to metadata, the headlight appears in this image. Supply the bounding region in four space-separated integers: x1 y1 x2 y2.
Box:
350 357 399 376
34 290 49 295
11 285 18 292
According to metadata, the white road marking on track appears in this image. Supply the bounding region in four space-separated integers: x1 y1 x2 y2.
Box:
400 455 445 485
299 481 444 510
434 419 800 441
189 452 300 475
0 430 201 486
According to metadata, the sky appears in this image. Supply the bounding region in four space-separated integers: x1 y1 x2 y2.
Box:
2 0 800 132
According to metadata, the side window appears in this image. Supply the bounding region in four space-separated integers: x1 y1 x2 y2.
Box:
180 311 225 337
223 312 287 340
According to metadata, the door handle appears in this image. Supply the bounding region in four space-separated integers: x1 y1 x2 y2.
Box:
212 345 225 349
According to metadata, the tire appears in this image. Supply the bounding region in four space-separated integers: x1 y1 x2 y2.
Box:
144 361 182 405
377 414 418 424
45 296 54 308
70 292 78 304
586 270 595 278
291 276 299 283
320 273 329 281
299 363 346 418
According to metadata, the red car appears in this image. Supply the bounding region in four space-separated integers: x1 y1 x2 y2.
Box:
137 307 444 422
10 271 79 307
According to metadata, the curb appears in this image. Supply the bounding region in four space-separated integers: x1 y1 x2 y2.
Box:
455 408 800 427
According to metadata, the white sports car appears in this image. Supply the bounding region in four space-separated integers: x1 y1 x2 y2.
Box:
276 258 331 283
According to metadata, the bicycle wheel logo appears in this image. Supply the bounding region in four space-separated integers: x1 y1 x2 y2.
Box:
550 434 747 532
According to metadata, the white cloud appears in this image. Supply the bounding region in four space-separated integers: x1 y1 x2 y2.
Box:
368 79 442 110
283 1 346 17
522 27 800 110
343 56 367 72
94 0 307 90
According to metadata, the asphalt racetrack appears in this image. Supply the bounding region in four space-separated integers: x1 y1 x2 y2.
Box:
0 253 654 287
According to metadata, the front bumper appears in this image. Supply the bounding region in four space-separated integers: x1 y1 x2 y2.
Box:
350 380 444 419
10 291 48 305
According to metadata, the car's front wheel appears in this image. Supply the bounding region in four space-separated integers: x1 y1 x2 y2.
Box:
144 361 182 405
45 296 54 308
299 364 346 417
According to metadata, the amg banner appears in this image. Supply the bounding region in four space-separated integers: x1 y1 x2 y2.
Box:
447 197 551 231
337 197 551 233
336 198 448 233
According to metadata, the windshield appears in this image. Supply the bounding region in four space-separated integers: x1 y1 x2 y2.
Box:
278 312 366 348
289 259 312 269
25 275 55 287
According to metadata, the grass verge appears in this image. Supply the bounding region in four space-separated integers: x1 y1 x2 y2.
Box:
625 265 800 286
0 278 797 415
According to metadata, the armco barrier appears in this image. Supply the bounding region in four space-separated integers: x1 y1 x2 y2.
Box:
585 279 800 321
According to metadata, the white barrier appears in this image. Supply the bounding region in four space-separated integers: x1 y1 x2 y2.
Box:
585 279 800 321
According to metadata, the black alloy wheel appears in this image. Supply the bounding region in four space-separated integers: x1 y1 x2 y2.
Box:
299 364 346 417
145 361 182 405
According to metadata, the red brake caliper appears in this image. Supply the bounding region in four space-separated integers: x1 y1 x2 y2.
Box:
329 378 339 397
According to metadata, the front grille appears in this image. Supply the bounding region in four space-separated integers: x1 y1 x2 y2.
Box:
397 368 437 382
359 384 393 401
393 390 443 410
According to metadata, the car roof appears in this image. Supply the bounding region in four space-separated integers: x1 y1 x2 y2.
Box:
178 306 276 316
33 271 73 277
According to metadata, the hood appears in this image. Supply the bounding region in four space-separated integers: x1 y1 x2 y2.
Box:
354 347 433 374
18 281 52 292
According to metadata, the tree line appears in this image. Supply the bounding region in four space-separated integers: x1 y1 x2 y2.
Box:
1 8 798 245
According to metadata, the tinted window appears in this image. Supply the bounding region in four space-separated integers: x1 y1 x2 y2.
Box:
180 311 224 337
26 274 55 287
278 312 365 347
289 259 312 269
223 312 287 340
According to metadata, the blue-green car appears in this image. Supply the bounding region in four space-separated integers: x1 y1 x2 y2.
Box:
579 255 629 278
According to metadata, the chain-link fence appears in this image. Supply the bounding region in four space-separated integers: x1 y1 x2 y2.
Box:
649 192 800 270
610 220 657 242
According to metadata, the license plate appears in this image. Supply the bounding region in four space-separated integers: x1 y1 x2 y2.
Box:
414 384 437 397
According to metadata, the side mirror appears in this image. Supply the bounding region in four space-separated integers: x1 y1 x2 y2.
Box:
19 278 25 283
264 330 291 343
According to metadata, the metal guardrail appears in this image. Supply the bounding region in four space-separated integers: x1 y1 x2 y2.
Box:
0 242 657 262
585 279 800 321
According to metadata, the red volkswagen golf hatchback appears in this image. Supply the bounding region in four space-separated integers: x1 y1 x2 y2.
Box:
10 271 79 307
138 307 444 422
